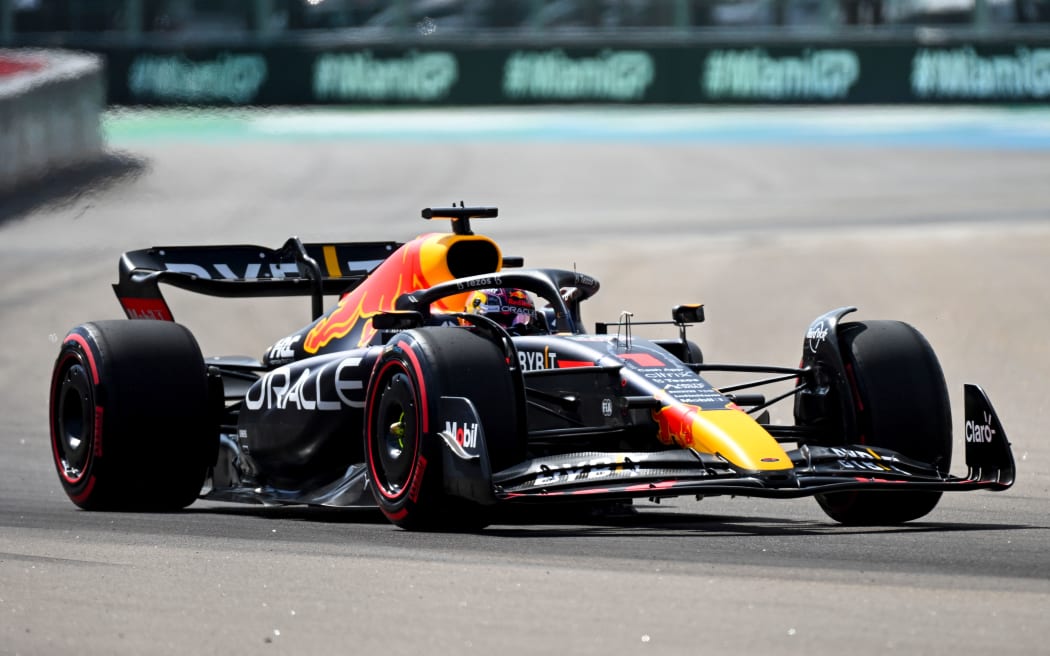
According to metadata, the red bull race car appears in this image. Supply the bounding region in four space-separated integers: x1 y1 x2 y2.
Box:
48 206 1015 530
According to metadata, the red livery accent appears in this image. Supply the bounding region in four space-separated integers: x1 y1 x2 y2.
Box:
619 352 666 367
558 359 592 368
120 297 174 321
304 233 487 352
625 480 677 492
653 404 698 447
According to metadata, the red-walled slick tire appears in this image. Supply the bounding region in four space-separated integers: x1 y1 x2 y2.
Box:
364 327 522 531
816 320 953 525
49 320 216 510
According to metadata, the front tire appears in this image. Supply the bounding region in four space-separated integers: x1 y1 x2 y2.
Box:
49 321 216 510
816 320 952 524
364 327 522 530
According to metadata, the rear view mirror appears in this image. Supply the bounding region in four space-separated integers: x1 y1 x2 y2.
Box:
672 304 705 324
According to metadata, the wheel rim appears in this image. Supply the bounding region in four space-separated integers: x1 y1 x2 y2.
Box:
52 359 94 484
370 370 419 500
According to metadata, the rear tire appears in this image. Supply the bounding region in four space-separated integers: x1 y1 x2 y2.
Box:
364 327 522 530
816 320 952 524
49 321 215 510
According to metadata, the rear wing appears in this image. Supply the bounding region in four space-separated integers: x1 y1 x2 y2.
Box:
112 237 401 322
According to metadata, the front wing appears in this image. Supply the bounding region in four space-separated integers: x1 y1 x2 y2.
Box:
493 444 1010 501
484 384 1015 503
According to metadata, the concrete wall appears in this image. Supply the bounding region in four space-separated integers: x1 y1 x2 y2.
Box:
0 49 104 194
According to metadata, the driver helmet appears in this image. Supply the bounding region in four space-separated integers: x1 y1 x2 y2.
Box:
464 288 540 333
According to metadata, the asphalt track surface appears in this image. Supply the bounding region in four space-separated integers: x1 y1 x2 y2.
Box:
2 107 1049 655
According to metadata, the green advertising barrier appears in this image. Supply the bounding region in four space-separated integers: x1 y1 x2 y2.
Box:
98 42 1050 106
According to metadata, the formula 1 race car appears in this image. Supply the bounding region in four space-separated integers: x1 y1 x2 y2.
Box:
48 206 1015 529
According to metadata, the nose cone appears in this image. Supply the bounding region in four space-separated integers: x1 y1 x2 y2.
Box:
653 404 792 472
